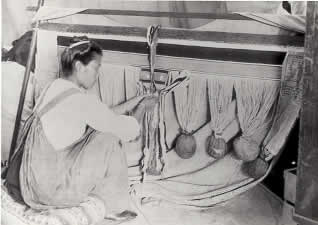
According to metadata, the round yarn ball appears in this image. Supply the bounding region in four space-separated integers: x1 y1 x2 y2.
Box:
175 133 196 159
233 136 260 162
206 135 229 159
242 158 269 179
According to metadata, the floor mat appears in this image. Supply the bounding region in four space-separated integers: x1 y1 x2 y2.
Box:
1 184 283 225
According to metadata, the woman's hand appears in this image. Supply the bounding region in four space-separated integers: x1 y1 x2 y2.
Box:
129 95 159 123
129 128 142 142
111 94 151 115
139 95 159 112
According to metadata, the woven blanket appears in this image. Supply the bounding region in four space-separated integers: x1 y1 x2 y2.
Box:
1 185 105 225
129 52 303 209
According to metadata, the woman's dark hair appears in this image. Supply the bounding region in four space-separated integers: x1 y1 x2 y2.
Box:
60 36 102 77
2 31 35 72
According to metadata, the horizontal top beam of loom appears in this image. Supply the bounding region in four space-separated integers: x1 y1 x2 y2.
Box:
57 35 286 65
39 23 304 48
56 37 283 80
27 6 252 20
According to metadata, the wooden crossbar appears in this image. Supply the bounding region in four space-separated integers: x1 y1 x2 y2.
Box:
27 6 252 20
40 23 304 48
57 36 286 65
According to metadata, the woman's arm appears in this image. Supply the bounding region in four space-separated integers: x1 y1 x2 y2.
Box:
80 94 159 141
131 102 146 123
111 94 159 122
81 94 140 142
111 95 145 115
130 96 159 123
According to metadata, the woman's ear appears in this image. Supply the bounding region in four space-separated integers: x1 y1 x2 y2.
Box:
74 60 83 72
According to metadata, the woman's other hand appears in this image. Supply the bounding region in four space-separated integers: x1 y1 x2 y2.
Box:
140 95 159 112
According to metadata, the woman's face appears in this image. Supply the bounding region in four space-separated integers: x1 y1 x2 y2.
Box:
76 53 102 89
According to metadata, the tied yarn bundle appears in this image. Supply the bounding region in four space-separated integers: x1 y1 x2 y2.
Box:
242 156 269 179
141 25 164 176
135 80 164 176
206 78 238 159
173 73 206 159
233 79 279 178
142 101 163 176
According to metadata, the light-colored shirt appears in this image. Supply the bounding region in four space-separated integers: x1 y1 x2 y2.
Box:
39 79 140 150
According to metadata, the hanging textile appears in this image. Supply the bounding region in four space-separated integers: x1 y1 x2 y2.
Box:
98 63 126 107
233 79 280 163
125 67 161 178
124 66 142 101
262 51 303 157
141 25 165 177
158 71 187 165
129 59 301 208
206 77 239 159
161 72 208 151
35 30 59 94
173 73 206 159
139 74 167 178
141 102 163 177
139 70 187 178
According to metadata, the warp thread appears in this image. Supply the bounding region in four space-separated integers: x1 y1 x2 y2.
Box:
206 77 236 159
233 79 279 163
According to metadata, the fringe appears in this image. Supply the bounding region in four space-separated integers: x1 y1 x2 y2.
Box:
234 79 280 144
173 75 206 133
207 77 235 137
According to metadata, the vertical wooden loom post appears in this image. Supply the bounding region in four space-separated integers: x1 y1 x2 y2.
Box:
294 2 318 225
2 0 44 178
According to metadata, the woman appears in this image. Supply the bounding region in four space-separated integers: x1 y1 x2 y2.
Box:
6 37 156 222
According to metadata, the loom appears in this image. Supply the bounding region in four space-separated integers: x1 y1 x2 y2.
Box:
2 5 305 225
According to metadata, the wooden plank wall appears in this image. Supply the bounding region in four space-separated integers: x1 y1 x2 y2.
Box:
295 2 318 225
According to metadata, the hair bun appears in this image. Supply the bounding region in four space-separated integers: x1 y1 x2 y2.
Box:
69 36 91 50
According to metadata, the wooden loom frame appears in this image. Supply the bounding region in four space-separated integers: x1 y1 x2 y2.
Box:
4 7 305 209
37 11 305 205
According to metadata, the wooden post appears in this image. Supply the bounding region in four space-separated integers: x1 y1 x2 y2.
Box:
294 2 318 225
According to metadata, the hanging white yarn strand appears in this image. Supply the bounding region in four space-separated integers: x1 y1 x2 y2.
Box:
173 75 206 159
208 78 234 134
188 77 207 131
174 83 190 132
234 79 280 162
174 77 205 133
235 79 279 139
206 77 235 158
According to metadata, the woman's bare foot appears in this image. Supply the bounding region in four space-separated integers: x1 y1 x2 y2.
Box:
105 210 137 222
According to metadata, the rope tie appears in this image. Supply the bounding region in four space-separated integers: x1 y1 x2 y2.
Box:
146 25 161 94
